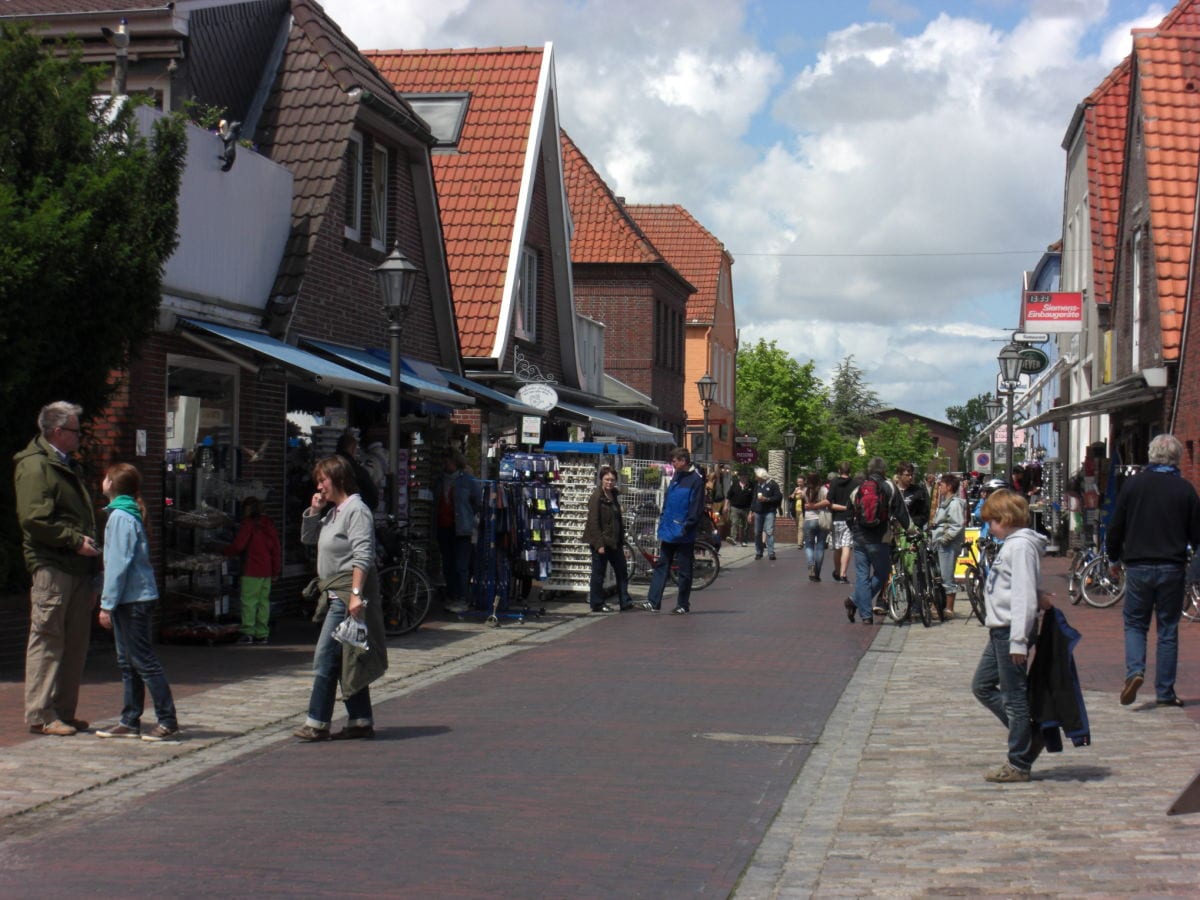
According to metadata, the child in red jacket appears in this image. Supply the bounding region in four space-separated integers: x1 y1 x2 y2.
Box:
225 497 281 644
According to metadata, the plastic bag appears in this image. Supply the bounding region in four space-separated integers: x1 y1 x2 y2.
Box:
332 611 369 651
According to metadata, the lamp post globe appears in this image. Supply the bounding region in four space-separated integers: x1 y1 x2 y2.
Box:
695 373 718 467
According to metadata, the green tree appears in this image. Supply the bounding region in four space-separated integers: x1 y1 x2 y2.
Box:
946 392 1000 468
0 23 188 588
860 417 935 474
828 355 881 439
735 339 831 472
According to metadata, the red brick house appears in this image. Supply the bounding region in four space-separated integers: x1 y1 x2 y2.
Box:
560 129 692 443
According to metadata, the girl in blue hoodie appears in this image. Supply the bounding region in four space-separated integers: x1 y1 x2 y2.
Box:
96 463 179 742
971 489 1048 783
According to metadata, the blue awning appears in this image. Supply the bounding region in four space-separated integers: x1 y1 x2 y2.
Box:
436 370 546 417
301 339 473 407
555 401 675 445
178 319 394 397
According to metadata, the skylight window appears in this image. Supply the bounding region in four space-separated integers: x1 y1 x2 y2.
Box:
405 93 470 147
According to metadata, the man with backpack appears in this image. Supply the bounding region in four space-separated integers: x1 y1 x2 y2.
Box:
844 456 911 625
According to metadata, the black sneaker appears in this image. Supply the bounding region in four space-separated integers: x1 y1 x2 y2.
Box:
254 636 269 645
591 604 615 614
638 601 658 613
844 597 856 623
671 606 689 615
768 554 777 561
331 724 375 740
1156 696 1185 707
237 634 254 645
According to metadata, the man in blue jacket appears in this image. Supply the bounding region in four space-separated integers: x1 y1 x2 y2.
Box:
641 447 706 615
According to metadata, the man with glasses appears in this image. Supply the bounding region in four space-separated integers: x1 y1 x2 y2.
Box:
14 401 101 736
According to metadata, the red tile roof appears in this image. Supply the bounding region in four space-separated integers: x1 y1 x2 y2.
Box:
1159 0 1200 29
560 130 665 266
1083 58 1130 313
1131 29 1200 359
624 205 728 323
365 46 546 358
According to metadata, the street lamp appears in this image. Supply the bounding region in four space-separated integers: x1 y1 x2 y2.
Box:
783 426 796 513
997 343 1024 483
695 373 718 468
375 244 419 516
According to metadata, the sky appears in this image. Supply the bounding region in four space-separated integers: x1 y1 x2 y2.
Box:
321 0 1170 421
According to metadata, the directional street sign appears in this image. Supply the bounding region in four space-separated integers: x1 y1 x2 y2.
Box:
1013 332 1049 344
734 435 758 444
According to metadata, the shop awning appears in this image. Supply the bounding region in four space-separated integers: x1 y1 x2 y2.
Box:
178 319 395 398
1019 374 1163 428
555 400 675 444
301 339 472 407
436 370 546 417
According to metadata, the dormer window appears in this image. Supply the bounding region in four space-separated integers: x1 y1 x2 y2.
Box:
405 93 470 147
344 130 363 240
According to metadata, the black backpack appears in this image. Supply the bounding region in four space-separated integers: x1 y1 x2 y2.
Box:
853 475 890 529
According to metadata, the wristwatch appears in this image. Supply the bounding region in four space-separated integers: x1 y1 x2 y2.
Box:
351 588 361 596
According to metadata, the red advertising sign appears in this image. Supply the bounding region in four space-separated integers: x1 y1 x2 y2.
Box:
1021 291 1082 333
734 446 758 464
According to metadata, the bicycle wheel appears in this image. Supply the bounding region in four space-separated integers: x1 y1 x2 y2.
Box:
917 571 933 628
1067 550 1086 604
1080 556 1124 608
887 570 911 624
689 541 720 590
379 563 433 635
1183 582 1200 623
623 540 650 582
964 564 986 625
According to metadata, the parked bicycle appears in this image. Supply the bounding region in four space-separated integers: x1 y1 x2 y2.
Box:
960 535 998 626
885 536 919 625
622 534 720 590
908 527 948 624
1075 552 1125 608
375 517 434 635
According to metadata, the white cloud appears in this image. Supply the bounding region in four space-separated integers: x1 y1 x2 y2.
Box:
317 0 1135 419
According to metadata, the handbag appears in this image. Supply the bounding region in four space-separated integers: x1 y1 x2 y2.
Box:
818 509 833 531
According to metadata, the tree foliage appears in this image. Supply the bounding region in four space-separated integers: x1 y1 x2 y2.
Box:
860 417 935 474
945 392 1000 468
0 23 188 587
734 339 832 471
828 356 881 439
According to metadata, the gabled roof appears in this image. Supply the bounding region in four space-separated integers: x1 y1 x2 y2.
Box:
257 0 431 315
1159 0 1200 30
624 205 729 323
1129 28 1200 359
560 130 665 266
365 45 559 360
1082 58 1131 311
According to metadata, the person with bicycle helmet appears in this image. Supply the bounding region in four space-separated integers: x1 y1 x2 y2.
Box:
973 477 1011 535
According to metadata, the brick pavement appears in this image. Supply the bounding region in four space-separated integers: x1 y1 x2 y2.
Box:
1 546 1198 897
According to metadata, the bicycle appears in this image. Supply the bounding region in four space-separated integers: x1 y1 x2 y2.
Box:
1076 552 1125 608
907 528 948 624
1184 581 1200 622
960 535 998 626
1067 542 1105 605
885 538 918 625
375 517 434 636
622 534 720 591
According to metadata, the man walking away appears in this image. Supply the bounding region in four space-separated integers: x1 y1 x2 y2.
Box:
726 470 754 546
640 447 706 614
14 401 101 736
845 456 910 625
1106 434 1200 707
827 462 857 583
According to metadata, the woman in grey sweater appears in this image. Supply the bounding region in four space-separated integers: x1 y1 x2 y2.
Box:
294 455 384 742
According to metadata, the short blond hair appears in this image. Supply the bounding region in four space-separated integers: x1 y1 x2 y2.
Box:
980 488 1029 528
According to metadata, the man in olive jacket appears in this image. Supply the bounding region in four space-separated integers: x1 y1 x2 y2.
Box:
13 402 100 736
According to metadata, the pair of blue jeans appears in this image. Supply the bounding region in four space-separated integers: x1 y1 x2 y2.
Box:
852 542 890 621
589 547 632 610
972 626 1038 772
109 601 177 730
754 511 776 557
802 520 827 574
647 541 694 611
436 527 473 605
306 595 372 729
1123 563 1186 701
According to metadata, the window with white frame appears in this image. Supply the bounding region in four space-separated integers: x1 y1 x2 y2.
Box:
344 131 364 240
371 144 389 251
515 247 538 340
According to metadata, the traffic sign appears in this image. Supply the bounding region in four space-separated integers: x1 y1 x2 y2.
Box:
734 435 758 444
1013 332 1049 344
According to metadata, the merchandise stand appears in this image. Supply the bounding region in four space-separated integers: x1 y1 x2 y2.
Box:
539 442 627 599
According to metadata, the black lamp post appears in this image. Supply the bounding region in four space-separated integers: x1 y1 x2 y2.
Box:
696 373 718 467
375 244 419 516
997 343 1024 484
982 395 1004 474
783 426 796 513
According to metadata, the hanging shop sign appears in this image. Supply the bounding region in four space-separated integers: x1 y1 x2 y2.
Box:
516 383 559 411
1019 347 1050 375
734 445 758 464
1021 291 1082 333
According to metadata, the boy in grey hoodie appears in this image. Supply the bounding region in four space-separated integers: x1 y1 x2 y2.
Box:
971 489 1050 783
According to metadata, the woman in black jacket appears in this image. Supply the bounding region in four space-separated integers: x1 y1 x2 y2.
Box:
581 465 634 613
